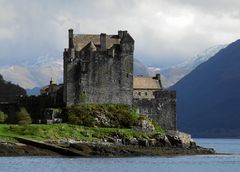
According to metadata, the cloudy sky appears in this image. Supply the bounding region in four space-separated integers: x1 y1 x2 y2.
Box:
1 0 240 68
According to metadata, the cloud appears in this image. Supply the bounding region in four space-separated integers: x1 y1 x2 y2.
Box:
0 0 240 67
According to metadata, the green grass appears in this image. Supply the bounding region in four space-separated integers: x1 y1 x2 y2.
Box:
0 124 164 142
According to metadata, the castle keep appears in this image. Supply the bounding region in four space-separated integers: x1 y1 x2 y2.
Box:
63 29 176 130
63 29 134 106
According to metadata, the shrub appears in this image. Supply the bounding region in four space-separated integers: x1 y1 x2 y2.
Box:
67 104 140 128
68 105 96 127
0 111 8 123
17 107 32 125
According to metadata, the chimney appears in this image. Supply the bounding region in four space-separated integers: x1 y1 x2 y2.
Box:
118 30 123 39
100 33 106 51
123 30 128 37
68 29 74 49
154 74 163 89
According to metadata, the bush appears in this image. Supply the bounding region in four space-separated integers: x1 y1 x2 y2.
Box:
67 104 140 128
68 105 96 127
0 111 8 123
17 107 32 125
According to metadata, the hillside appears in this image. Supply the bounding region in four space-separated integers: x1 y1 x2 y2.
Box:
171 40 240 137
148 45 226 88
0 57 149 91
0 74 26 102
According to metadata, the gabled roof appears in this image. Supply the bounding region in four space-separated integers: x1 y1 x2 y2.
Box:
73 34 120 50
81 41 97 51
133 76 161 90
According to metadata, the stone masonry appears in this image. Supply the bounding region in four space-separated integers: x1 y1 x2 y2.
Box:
133 90 176 130
63 29 134 106
63 29 176 130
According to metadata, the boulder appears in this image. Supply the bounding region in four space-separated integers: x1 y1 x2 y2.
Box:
190 140 197 148
148 139 157 147
138 139 149 147
129 138 138 145
154 134 171 147
166 135 182 147
122 138 130 145
166 130 192 148
133 119 155 132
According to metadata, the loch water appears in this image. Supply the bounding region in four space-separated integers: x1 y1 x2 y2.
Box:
0 138 240 172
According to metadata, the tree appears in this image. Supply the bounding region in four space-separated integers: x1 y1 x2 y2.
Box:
0 111 8 123
17 108 32 125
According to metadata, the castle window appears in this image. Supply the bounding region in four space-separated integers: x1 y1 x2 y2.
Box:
138 92 141 96
145 92 147 96
119 80 121 84
126 73 129 78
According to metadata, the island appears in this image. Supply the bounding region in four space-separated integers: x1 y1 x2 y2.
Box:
0 29 214 157
0 104 214 157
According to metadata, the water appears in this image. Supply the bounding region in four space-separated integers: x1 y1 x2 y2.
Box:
0 139 240 172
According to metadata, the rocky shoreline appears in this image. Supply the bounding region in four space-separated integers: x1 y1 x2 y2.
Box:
0 131 215 157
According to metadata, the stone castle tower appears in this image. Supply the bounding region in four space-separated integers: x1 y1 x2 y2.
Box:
63 29 134 106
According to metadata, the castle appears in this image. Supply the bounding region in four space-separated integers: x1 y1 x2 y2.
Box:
63 29 176 130
63 29 134 106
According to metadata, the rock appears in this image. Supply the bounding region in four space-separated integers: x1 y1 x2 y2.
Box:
166 135 182 147
166 130 192 148
111 132 121 139
133 119 155 132
155 134 171 147
122 138 130 145
114 139 123 145
148 139 157 147
58 139 69 146
190 140 197 148
107 137 123 145
138 139 149 147
129 138 138 145
95 113 110 127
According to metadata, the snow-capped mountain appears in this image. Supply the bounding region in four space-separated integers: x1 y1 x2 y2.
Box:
0 56 149 91
148 44 227 88
171 39 240 137
0 44 226 91
0 55 63 89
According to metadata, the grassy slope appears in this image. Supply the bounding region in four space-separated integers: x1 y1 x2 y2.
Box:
0 124 163 142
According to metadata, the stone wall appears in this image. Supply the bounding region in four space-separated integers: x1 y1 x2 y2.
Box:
133 89 156 100
63 30 134 106
133 90 176 130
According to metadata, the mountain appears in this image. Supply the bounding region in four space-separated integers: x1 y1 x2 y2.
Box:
134 58 149 76
0 56 149 92
0 55 63 89
148 45 227 88
26 87 41 96
171 40 240 138
0 74 26 102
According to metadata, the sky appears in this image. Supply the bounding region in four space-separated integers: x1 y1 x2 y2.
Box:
0 0 240 68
